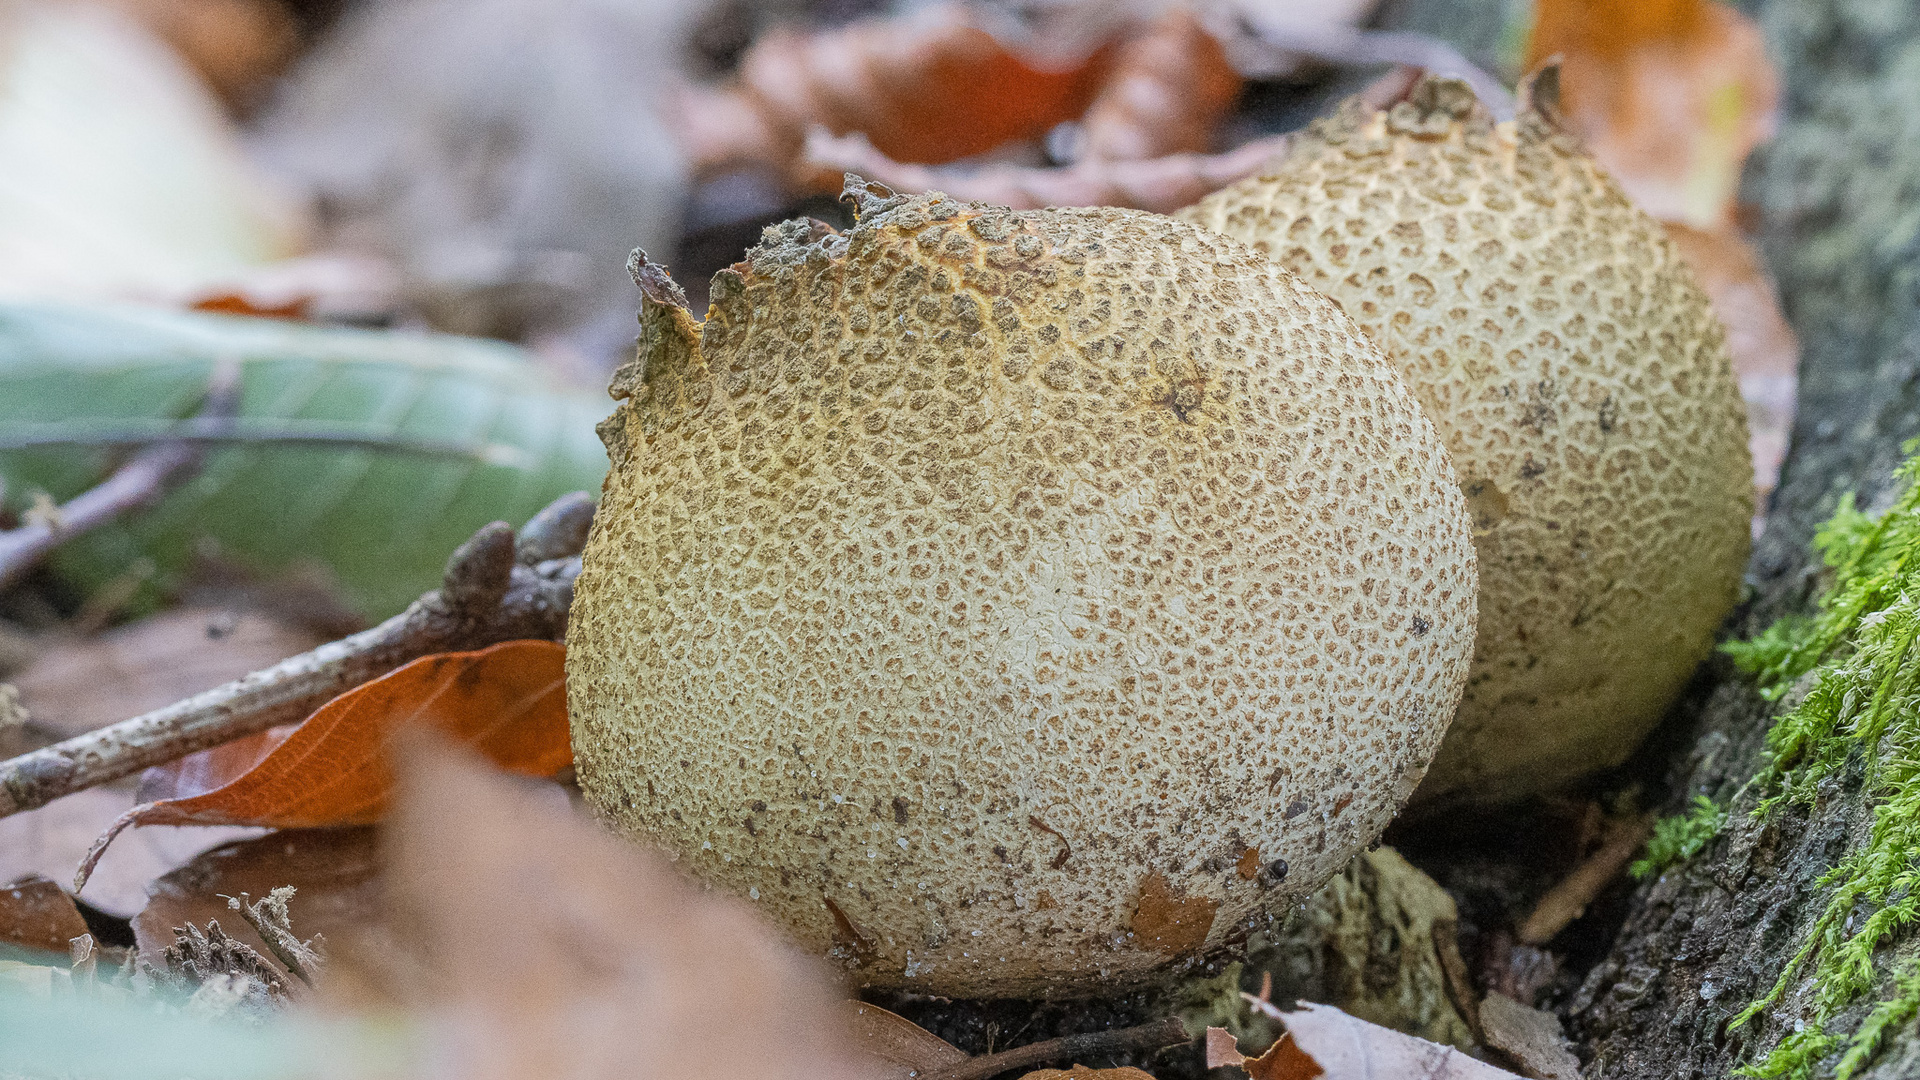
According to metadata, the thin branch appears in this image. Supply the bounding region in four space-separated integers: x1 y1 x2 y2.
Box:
0 364 244 591
1516 813 1656 945
0 418 527 467
0 493 591 821
915 1017 1190 1080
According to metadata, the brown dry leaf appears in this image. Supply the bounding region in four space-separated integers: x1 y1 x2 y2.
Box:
76 640 570 892
331 735 883 1080
1016 1068 1158 1080
133 827 382 971
1076 8 1242 161
10 607 323 740
804 66 1423 213
847 1001 969 1076
0 875 89 957
1526 0 1778 231
678 4 1117 181
1665 222 1799 503
1477 993 1580 1080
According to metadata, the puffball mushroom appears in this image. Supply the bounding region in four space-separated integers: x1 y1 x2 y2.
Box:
566 179 1477 997
1177 72 1753 808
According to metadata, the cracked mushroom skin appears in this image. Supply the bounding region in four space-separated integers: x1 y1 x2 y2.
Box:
1177 72 1753 808
566 183 1477 997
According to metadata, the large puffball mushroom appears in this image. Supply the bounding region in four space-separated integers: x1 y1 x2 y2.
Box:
1177 72 1753 809
566 180 1477 998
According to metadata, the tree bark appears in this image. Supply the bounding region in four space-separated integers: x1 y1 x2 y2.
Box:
1572 1 1920 1076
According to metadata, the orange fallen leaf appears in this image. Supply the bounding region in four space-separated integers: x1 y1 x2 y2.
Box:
1527 0 1778 230
677 4 1117 183
75 639 569 893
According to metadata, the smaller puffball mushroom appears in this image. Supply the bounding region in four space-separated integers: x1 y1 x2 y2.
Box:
566 180 1477 997
1177 71 1753 809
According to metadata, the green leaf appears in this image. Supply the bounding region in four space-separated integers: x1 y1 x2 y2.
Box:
0 301 611 620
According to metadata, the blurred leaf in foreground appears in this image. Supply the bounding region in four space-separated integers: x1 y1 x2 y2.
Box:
0 302 609 619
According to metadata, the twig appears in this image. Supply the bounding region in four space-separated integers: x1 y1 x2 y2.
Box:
1516 813 1656 945
0 492 592 821
915 1016 1190 1080
0 418 529 467
0 443 198 593
0 364 244 591
227 888 324 989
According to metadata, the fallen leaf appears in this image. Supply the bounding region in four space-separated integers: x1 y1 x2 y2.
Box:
76 640 570 892
1664 222 1799 504
330 733 882 1080
677 4 1118 182
847 1001 969 1076
1073 8 1242 162
0 875 89 957
10 607 323 740
1278 1003 1523 1079
1242 1032 1325 1080
1206 1025 1250 1068
1016 1068 1157 1080
1477 993 1580 1080
133 827 382 973
1526 0 1778 231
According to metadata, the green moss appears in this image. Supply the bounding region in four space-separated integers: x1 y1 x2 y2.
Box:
1726 444 1920 1079
1630 796 1728 880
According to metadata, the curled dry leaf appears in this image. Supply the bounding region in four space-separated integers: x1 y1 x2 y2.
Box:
331 735 882 1080
1074 8 1242 161
678 4 1117 183
806 65 1423 213
75 640 569 893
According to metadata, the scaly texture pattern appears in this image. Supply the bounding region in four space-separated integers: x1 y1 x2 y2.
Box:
568 188 1477 997
1178 77 1753 807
